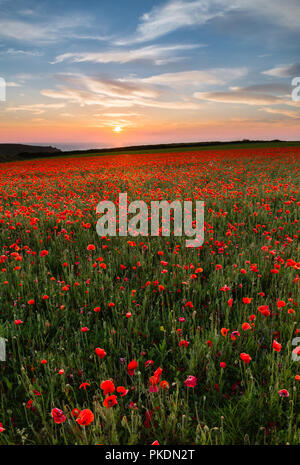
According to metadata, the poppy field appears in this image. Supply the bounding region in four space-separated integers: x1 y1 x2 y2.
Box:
0 146 299 445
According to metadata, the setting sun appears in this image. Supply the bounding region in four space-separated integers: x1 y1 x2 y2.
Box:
113 126 123 133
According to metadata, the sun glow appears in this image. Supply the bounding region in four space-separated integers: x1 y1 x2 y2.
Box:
113 126 123 133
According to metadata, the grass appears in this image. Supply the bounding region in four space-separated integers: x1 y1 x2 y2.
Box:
0 145 299 445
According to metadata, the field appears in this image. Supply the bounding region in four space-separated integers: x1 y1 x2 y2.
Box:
0 145 299 445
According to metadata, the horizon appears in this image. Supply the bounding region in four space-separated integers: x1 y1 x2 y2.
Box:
0 0 300 147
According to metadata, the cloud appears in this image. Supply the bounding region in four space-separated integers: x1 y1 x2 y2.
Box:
232 83 291 94
51 44 200 65
262 63 300 78
0 15 103 43
135 67 248 88
120 0 300 44
259 107 300 118
0 48 43 57
194 89 284 105
5 103 65 114
6 81 22 87
41 74 202 110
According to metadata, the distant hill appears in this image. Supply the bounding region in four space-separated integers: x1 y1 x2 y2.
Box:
0 144 61 162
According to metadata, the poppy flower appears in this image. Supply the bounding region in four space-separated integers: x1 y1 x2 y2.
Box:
51 408 66 424
117 386 128 397
100 379 115 396
272 340 282 352
240 353 251 364
103 395 118 408
0 423 5 433
278 389 289 397
95 347 107 358
160 380 169 390
242 323 251 331
184 375 197 388
127 359 138 376
79 382 90 390
76 409 94 426
221 328 229 337
72 408 80 418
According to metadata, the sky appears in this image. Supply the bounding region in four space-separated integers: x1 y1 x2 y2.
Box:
0 0 299 150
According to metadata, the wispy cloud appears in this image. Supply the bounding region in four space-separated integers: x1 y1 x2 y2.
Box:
0 15 107 43
193 81 298 106
51 44 200 65
41 74 202 110
262 63 300 78
118 0 300 44
0 48 43 57
259 107 300 118
6 103 65 114
194 90 284 106
133 68 248 89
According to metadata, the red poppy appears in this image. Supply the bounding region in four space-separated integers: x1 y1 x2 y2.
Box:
272 340 282 352
127 359 138 376
240 353 251 364
100 379 115 396
95 347 107 358
103 395 118 408
116 386 128 397
51 408 66 424
76 409 94 425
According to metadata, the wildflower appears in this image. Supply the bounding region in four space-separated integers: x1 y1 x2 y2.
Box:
127 359 138 376
72 408 80 418
160 380 169 390
220 362 226 369
100 379 115 396
242 323 251 331
240 353 251 364
184 376 197 388
95 347 107 358
103 395 118 408
76 409 94 425
276 300 286 309
51 408 66 424
79 382 90 390
0 423 5 433
145 360 154 367
117 386 128 397
14 319 23 325
179 340 189 347
272 340 282 352
221 328 229 337
278 389 289 398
